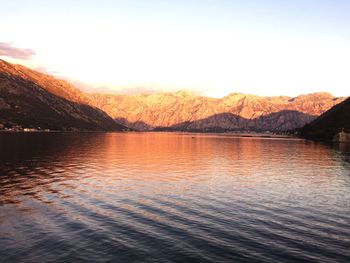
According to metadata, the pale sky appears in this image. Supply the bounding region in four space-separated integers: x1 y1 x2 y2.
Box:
1 0 350 97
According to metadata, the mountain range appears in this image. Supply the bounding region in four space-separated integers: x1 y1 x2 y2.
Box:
88 91 344 132
0 59 347 133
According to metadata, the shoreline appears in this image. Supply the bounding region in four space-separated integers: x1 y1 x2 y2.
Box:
0 129 298 139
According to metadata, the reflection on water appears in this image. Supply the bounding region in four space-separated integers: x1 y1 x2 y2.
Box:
0 132 350 262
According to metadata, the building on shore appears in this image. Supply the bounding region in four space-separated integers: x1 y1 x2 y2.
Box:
333 131 350 143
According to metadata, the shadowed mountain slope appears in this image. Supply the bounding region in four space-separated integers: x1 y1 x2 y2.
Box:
300 97 350 141
0 60 127 131
157 111 316 132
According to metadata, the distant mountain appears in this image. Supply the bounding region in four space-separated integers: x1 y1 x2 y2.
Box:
0 59 127 131
300 97 350 141
88 91 345 132
0 59 345 133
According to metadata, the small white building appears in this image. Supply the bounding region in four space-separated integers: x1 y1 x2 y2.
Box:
333 131 350 143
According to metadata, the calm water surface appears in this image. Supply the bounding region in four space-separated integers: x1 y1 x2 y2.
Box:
0 132 350 262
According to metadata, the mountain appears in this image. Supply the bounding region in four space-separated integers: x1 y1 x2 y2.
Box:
300 97 350 141
88 91 345 132
0 59 345 133
0 59 127 131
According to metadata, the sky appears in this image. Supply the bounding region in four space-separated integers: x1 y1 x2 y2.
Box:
0 0 350 98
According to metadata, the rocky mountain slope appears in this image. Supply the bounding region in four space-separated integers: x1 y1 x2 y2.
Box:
0 59 345 132
88 91 345 132
0 59 127 131
300 97 350 141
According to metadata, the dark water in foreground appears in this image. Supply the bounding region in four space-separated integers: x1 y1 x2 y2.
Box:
0 133 350 262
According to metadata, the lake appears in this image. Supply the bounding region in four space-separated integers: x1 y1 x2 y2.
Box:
0 132 350 262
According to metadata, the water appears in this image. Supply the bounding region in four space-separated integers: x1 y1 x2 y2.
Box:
0 132 350 262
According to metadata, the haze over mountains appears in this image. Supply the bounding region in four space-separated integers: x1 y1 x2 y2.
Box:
0 59 346 133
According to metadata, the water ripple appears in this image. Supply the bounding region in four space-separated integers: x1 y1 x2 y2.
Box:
0 133 350 262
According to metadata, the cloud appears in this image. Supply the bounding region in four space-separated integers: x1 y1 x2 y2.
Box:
0 42 35 60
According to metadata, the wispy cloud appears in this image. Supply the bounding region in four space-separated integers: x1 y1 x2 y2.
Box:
0 42 35 59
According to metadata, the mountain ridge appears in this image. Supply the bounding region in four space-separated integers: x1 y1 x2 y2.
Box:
88 91 345 131
0 59 346 132
0 59 128 131
300 97 350 141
